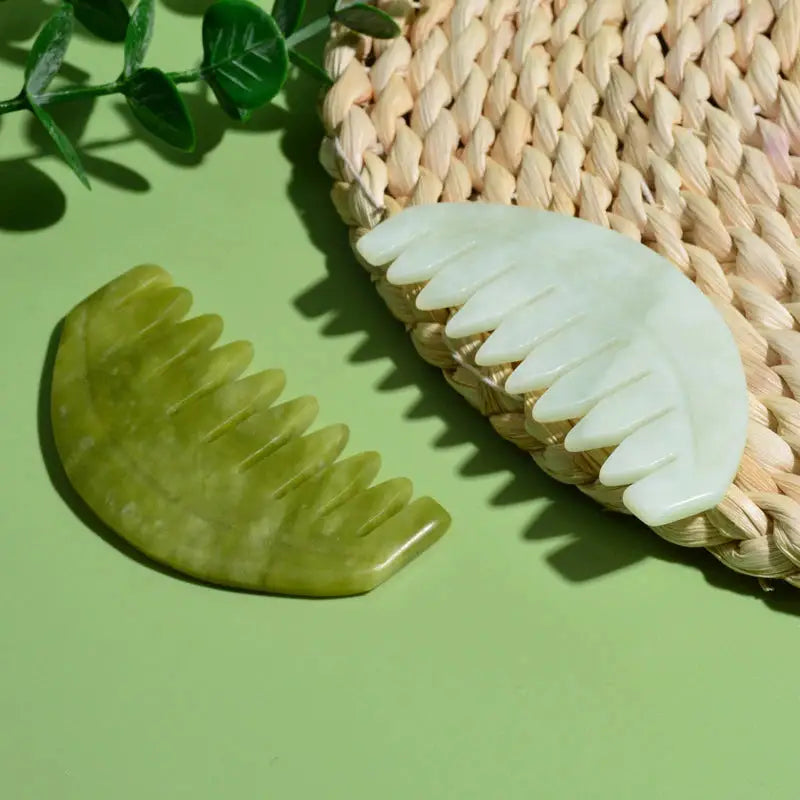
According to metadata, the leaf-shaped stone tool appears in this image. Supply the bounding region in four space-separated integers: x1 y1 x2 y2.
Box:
357 203 750 528
51 265 450 597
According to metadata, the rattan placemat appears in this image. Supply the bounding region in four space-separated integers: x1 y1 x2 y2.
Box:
319 0 800 589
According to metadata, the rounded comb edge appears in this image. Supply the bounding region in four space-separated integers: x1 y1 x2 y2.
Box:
50 265 451 598
360 203 749 530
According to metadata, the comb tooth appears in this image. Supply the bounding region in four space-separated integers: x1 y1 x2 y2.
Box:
158 341 254 414
511 348 613 406
598 413 681 487
309 478 413 539
441 222 608 340
564 373 675 451
184 397 323 525
136 314 224 380
476 296 584 366
356 207 437 266
385 234 480 285
281 452 383 528
348 496 451 586
89 286 194 363
245 424 350 499
621 460 702 526
496 324 620 392
261 496 450 597
119 286 194 337
414 246 518 311
96 264 173 309
174 369 286 442
523 340 650 416
357 202 506 266
445 265 556 339
233 396 319 469
198 396 318 473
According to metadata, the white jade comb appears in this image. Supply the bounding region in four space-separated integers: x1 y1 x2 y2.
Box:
356 203 749 528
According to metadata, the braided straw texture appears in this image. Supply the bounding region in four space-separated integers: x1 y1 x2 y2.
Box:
318 0 800 589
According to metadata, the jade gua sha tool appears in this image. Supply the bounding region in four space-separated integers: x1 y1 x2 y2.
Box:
357 202 750 528
50 265 450 597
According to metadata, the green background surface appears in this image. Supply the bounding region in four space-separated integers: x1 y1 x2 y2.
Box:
2 3 800 799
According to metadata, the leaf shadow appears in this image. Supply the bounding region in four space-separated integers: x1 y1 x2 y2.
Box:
0 1 226 215
0 2 150 214
0 97 150 232
82 151 151 191
0 0 53 44
111 80 293 168
0 160 67 231
277 46 800 615
0 40 91 81
0 0 136 45
0 0 318 228
24 100 152 196
159 0 215 15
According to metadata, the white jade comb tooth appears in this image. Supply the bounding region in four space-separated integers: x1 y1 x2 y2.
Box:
385 236 482 285
524 345 631 419
415 244 517 310
599 413 682 486
493 325 621 392
356 203 750 527
530 338 654 417
446 265 557 339
358 203 518 266
476 301 585 366
563 372 674 451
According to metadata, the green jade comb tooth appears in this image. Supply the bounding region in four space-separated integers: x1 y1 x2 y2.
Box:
51 265 451 597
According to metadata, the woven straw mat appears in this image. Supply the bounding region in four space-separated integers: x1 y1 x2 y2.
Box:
317 0 800 591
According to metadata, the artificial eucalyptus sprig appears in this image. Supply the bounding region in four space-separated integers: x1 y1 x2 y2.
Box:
0 0 400 189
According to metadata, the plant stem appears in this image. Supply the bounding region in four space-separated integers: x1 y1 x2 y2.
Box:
0 11 332 117
286 15 331 49
0 67 203 116
0 80 119 114
167 68 203 85
1 133 138 164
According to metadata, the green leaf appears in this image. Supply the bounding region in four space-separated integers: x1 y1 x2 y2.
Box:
201 0 289 114
288 49 332 86
123 0 155 78
271 0 305 35
211 90 253 123
69 0 130 42
28 101 90 189
124 68 196 151
332 3 400 39
24 3 75 96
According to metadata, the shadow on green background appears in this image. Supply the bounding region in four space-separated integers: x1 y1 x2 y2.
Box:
0 0 283 230
0 0 141 230
277 73 800 613
8 0 800 611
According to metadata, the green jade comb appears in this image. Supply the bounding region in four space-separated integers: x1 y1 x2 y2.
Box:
51 265 450 597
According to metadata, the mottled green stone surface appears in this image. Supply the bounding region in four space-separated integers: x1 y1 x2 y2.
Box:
51 265 450 596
